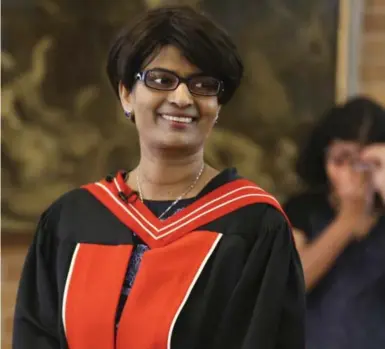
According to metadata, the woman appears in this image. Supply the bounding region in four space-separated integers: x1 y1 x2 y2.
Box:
13 6 305 349
284 97 385 349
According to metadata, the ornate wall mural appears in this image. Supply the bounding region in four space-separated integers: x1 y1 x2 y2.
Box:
1 0 340 233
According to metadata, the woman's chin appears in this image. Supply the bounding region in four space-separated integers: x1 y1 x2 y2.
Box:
154 135 201 153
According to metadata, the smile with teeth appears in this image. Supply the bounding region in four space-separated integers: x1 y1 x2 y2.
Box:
161 114 194 124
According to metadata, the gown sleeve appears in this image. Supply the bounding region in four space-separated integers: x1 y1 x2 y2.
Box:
13 208 61 349
212 207 306 349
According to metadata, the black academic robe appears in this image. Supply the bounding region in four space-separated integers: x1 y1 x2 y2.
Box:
13 169 305 349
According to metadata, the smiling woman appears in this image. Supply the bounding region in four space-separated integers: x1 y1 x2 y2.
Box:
118 45 222 154
13 5 305 349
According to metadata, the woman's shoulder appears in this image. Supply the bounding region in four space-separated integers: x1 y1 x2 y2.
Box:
37 187 95 236
283 190 329 234
283 191 327 212
45 187 91 214
233 196 290 238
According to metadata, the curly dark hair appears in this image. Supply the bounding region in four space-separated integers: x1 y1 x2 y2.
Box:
106 5 243 105
296 96 385 187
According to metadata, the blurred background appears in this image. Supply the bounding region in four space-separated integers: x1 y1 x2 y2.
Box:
1 0 385 348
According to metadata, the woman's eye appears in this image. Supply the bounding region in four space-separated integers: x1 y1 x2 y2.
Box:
154 77 172 84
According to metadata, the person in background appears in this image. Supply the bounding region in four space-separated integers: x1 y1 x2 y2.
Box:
284 96 385 349
13 5 305 349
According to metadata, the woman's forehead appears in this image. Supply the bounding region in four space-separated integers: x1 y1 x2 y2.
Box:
143 45 202 76
329 140 360 151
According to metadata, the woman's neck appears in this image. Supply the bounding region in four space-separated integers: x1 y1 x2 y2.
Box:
128 147 216 201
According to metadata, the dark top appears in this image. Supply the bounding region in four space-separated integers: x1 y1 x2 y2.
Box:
284 191 385 349
13 168 305 349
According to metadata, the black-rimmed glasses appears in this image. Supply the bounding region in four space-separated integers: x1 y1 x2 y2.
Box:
135 69 223 97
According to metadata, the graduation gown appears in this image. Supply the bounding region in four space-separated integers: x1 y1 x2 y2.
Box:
13 169 305 349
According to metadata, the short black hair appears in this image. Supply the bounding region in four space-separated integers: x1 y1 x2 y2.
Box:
106 5 243 105
296 96 385 187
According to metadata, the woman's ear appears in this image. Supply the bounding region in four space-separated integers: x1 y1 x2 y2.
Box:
215 105 222 123
119 81 132 114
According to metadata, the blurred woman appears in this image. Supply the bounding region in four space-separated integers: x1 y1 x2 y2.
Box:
284 96 385 349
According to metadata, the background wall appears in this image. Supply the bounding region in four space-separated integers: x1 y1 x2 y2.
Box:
2 1 384 348
360 0 385 104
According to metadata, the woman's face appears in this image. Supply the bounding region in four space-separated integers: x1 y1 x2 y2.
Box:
325 140 362 191
119 45 221 154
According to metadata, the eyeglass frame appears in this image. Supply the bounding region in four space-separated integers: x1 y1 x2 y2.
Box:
135 68 224 97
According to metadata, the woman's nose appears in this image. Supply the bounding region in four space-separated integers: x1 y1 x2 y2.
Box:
167 83 194 108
